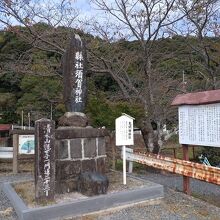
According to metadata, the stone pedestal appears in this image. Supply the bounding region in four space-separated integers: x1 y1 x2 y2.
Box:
55 127 109 194
58 112 89 127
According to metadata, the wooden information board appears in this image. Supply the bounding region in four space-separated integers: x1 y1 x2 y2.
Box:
115 114 134 146
179 103 220 147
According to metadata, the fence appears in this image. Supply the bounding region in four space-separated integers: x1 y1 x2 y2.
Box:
123 148 220 194
0 147 13 159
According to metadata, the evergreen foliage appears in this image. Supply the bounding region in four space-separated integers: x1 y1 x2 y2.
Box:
0 26 220 130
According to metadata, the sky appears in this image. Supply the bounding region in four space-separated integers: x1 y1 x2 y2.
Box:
74 0 220 39
0 0 219 38
75 0 91 11
75 0 95 19
0 0 95 30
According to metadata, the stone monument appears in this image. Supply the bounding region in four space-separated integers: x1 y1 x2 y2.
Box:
35 119 55 203
59 34 89 127
56 34 109 196
34 35 108 203
62 34 87 113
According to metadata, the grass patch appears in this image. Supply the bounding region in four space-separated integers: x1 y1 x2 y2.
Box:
13 181 54 207
13 171 151 208
13 181 36 206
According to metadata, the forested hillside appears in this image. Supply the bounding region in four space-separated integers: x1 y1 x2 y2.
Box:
0 26 220 128
0 0 220 153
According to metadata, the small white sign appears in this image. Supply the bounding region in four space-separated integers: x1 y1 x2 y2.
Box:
115 113 134 146
179 103 220 147
19 135 35 154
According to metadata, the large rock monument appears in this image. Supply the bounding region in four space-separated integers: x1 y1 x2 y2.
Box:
62 34 87 113
34 35 108 203
59 34 89 127
56 34 109 195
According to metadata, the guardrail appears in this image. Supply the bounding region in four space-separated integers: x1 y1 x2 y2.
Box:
125 149 220 186
12 125 34 130
0 147 13 159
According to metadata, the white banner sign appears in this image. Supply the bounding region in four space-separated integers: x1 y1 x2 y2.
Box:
115 114 134 146
179 103 220 147
19 135 35 154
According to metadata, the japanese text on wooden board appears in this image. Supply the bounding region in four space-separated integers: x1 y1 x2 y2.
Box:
179 103 220 147
116 115 134 146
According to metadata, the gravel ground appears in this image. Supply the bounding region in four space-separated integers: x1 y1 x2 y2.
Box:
134 170 220 207
69 188 220 220
0 172 220 220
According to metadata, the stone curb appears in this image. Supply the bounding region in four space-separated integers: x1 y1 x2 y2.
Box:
2 182 28 220
3 180 164 220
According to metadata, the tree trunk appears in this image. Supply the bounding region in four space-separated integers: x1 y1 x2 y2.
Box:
140 118 161 154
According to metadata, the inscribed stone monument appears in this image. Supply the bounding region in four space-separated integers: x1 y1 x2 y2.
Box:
56 34 108 196
62 34 87 113
35 119 55 203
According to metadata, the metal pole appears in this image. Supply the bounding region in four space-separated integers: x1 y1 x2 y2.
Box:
50 103 53 120
123 145 126 185
183 70 185 84
21 110 24 130
182 70 187 92
28 112 30 130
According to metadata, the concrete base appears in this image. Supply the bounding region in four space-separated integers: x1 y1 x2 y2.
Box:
55 126 108 194
3 176 164 220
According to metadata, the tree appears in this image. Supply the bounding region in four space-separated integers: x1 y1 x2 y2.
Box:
0 0 78 54
0 30 65 123
178 0 220 90
0 92 18 123
0 0 81 80
89 0 189 153
0 0 78 123
17 75 64 123
1 0 218 154
177 0 220 165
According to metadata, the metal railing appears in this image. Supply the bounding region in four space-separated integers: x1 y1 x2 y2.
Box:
125 149 220 185
0 147 13 159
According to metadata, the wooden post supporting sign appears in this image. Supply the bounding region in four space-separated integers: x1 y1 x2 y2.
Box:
12 134 18 174
115 113 134 185
171 89 220 195
182 144 190 195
